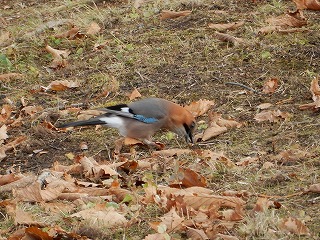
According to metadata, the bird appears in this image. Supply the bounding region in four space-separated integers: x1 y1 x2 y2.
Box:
58 98 196 146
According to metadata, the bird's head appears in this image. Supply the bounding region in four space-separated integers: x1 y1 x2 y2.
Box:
167 104 196 143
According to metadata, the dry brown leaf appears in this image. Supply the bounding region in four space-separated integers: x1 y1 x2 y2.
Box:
93 40 109 51
307 183 320 193
0 104 12 123
279 217 310 235
171 167 207 188
0 31 10 46
186 227 209 240
45 45 70 69
211 113 242 128
71 207 128 228
293 0 320 10
0 174 36 193
0 135 27 161
128 88 142 100
300 76 320 110
266 10 307 28
86 22 101 35
213 31 245 46
262 78 279 94
14 207 42 226
253 197 275 212
208 21 244 31
159 208 184 232
134 0 146 8
184 99 214 117
0 173 22 186
144 233 167 240
0 73 23 81
160 10 192 20
152 148 192 157
257 103 273 110
235 156 259 166
46 80 79 91
0 124 8 143
54 26 83 39
201 122 228 141
22 105 43 116
254 110 290 123
271 149 309 164
215 234 239 240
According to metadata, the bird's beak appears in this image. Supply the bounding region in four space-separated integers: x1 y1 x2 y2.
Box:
185 130 194 144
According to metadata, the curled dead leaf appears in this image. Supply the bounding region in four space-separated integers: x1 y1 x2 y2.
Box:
160 10 192 20
254 109 290 123
262 78 279 94
86 22 101 35
184 99 214 117
201 122 227 141
128 88 142 100
208 21 244 31
293 0 320 10
279 217 310 235
0 73 23 81
46 80 80 91
213 31 245 46
266 10 307 28
45 45 70 69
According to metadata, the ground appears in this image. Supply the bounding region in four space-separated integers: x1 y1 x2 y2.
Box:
0 0 319 239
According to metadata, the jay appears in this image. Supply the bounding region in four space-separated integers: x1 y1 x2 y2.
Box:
58 98 196 146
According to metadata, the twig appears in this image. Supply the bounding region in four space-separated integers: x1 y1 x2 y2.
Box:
257 191 304 199
225 82 261 94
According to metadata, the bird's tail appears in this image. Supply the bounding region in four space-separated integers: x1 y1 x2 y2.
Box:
58 118 106 128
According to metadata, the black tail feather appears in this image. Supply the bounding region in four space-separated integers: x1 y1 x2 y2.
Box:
58 118 106 128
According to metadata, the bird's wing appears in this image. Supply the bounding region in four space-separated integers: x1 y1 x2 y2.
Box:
98 108 159 124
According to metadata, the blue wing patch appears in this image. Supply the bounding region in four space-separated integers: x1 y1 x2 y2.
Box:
133 114 158 123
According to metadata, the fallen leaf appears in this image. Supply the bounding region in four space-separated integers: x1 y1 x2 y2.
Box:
266 10 307 28
307 183 320 193
262 78 279 94
55 26 83 39
0 73 23 81
170 167 207 188
184 99 214 117
186 227 209 240
159 208 184 232
279 217 310 235
0 104 12 123
134 0 145 8
22 105 43 116
0 135 27 161
254 110 290 122
71 207 128 228
93 40 109 51
235 156 259 166
45 45 70 69
160 10 192 20
293 0 320 10
208 21 244 31
86 22 101 35
0 173 22 186
201 122 228 141
257 103 273 110
128 88 142 100
152 148 192 157
0 124 8 143
213 31 245 46
46 80 79 91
